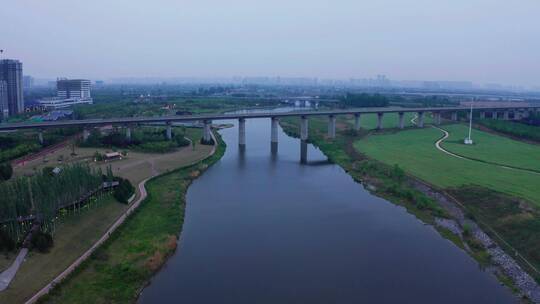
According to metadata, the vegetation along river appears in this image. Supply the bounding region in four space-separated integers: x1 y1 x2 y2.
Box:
138 109 516 304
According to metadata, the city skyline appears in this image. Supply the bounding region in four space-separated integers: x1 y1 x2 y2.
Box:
1 0 539 87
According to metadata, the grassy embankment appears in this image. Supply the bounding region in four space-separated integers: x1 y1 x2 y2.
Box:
0 128 214 303
37 133 225 303
282 113 540 283
352 116 540 282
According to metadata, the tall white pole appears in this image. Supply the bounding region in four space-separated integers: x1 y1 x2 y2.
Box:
468 102 473 141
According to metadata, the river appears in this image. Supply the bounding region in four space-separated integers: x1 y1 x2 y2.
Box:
138 109 516 304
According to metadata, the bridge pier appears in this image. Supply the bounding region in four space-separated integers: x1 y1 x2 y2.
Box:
480 111 485 119
38 130 44 145
300 116 308 141
203 120 212 142
271 117 278 143
354 113 361 131
83 128 90 142
503 111 509 120
434 112 441 125
451 112 458 121
418 112 424 128
239 118 246 146
514 110 521 120
166 122 172 140
126 126 132 142
492 111 498 119
398 112 405 129
328 115 336 138
377 113 383 130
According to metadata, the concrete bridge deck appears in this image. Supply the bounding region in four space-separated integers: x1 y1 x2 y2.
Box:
0 105 539 131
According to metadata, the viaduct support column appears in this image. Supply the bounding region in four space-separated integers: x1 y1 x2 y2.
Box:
166 122 172 140
203 120 212 142
300 116 308 141
83 128 90 142
126 125 132 142
418 112 424 128
38 130 44 145
398 112 405 129
271 117 278 143
376 113 384 130
514 110 521 120
492 112 498 119
238 118 246 146
480 111 485 119
434 112 441 125
503 111 509 120
451 112 458 121
328 115 336 138
354 113 361 131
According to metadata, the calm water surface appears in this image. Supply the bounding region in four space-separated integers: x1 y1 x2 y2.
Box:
139 111 515 304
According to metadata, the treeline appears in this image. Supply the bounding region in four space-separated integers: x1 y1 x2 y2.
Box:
478 119 540 142
0 164 103 244
79 127 190 153
340 93 389 107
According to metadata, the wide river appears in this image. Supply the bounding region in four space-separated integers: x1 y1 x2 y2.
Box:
139 109 515 303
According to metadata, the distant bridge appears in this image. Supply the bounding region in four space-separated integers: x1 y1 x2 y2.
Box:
1 105 539 147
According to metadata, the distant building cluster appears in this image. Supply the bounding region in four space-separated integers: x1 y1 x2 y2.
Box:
38 79 93 109
0 59 24 120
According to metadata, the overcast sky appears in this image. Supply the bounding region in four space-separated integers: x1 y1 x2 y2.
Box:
1 0 539 86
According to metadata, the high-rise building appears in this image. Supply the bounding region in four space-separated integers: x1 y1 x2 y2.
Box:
0 81 8 120
57 79 92 99
38 79 93 109
23 75 34 89
0 59 24 116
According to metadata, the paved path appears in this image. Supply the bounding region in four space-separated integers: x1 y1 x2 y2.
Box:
0 249 28 292
432 125 540 176
24 131 217 304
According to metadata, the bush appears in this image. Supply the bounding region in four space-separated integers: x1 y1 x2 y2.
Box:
114 178 135 204
0 229 16 252
0 162 13 181
30 231 54 253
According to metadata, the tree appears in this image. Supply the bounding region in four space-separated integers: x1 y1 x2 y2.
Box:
0 162 13 181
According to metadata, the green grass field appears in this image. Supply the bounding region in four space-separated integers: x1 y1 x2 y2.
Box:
440 124 540 172
341 112 433 130
354 126 540 206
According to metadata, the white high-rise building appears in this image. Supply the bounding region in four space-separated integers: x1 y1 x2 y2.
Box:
0 81 9 120
39 79 93 109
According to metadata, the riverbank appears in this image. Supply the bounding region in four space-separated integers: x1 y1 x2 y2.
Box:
279 116 540 302
36 132 225 303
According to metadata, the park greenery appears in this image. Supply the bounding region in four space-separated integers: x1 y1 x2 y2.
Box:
0 162 13 181
0 164 103 247
79 127 190 153
340 93 389 107
38 133 226 303
0 128 80 163
477 118 540 142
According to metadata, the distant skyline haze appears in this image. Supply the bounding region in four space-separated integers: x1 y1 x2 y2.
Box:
1 0 539 86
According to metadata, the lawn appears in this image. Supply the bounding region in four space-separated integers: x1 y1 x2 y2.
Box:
38 135 225 304
0 195 126 304
341 112 433 130
354 127 540 206
440 124 540 172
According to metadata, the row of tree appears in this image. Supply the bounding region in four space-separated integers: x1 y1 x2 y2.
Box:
0 164 103 243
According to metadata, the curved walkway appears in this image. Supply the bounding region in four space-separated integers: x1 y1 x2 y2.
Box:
24 131 218 304
432 125 540 176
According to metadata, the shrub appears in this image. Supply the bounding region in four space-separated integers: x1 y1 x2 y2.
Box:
0 229 16 252
0 162 13 181
30 231 54 252
113 178 135 204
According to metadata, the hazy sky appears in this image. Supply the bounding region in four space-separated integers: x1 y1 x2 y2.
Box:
1 0 539 86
